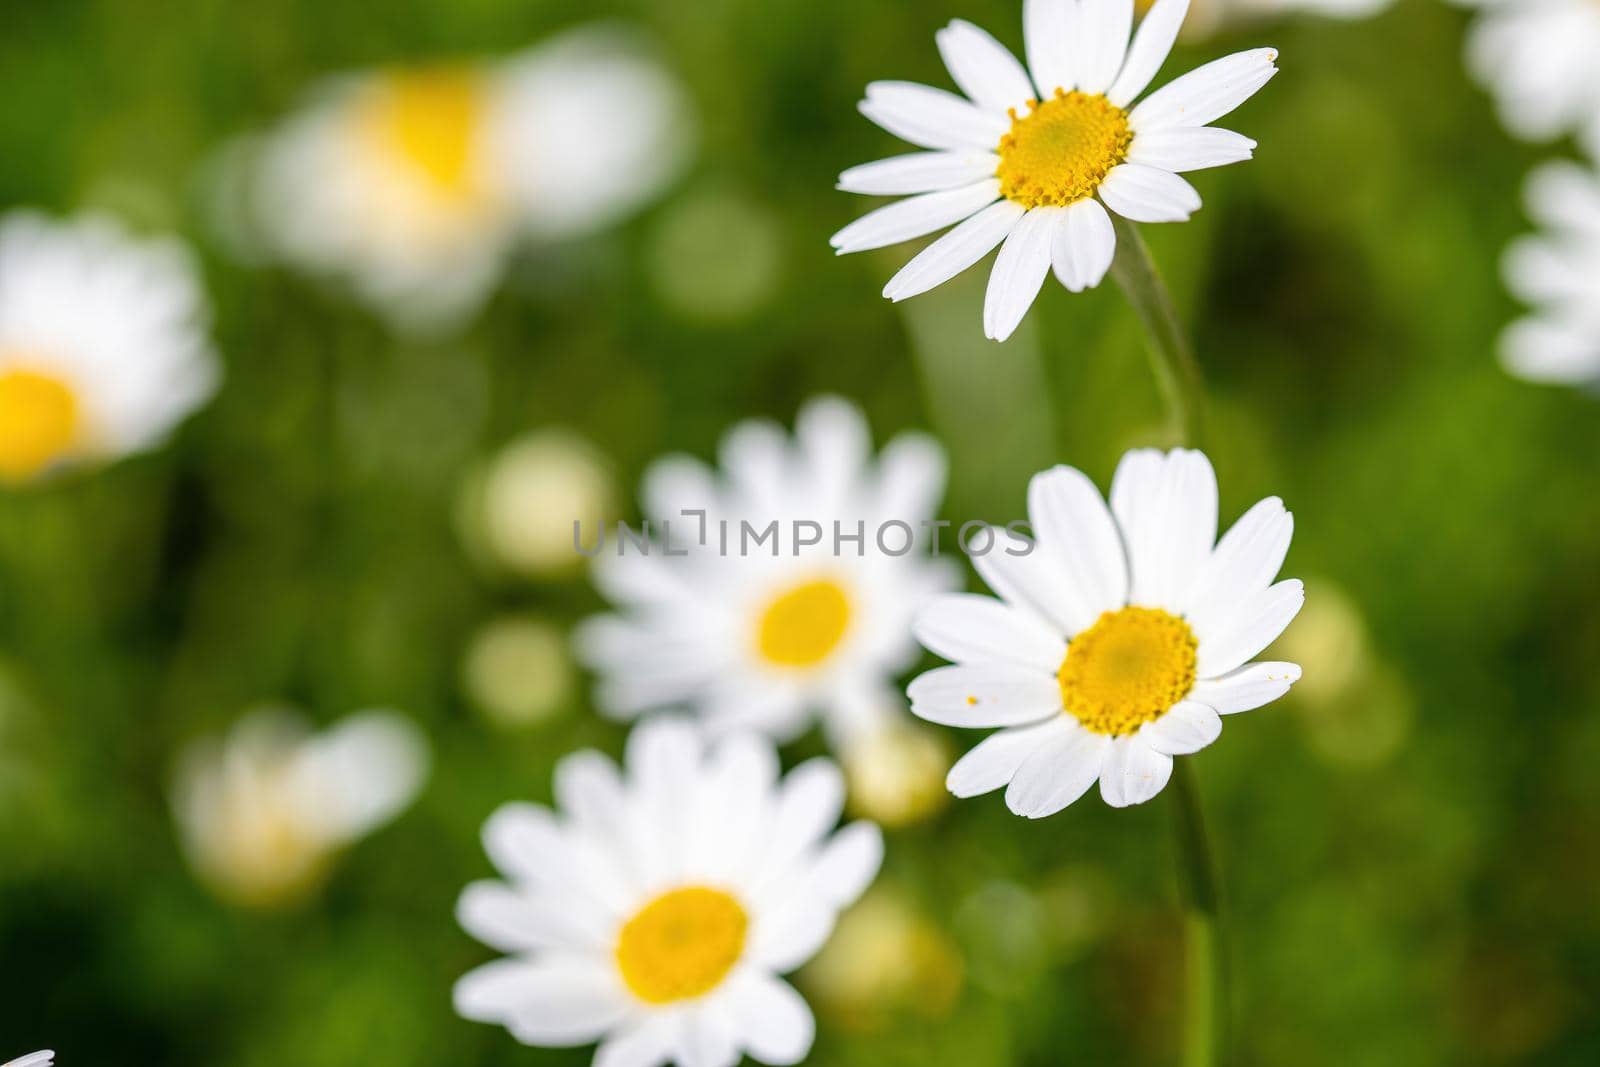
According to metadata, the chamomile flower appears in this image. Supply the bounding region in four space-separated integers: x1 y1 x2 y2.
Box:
1458 0 1600 154
832 0 1277 341
454 718 883 1067
3 1054 54 1067
1499 160 1600 386
241 27 691 334
171 709 429 907
910 449 1303 815
0 212 218 483
576 397 957 746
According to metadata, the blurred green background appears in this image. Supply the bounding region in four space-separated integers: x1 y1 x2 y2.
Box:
2 0 1600 1064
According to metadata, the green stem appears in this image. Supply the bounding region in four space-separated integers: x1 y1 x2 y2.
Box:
1109 216 1225 1067
1108 216 1207 446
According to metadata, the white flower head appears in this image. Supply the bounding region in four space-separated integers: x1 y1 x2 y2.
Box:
454 718 884 1067
1458 0 1600 155
1499 159 1600 387
576 396 958 747
832 0 1278 341
171 709 430 907
910 449 1303 816
0 212 218 483
3 1053 54 1067
240 25 692 334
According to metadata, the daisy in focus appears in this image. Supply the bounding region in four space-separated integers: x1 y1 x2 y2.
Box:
0 212 218 484
1457 0 1600 155
171 709 429 907
238 26 692 334
1498 159 1600 386
577 396 957 746
3 1054 54 1067
910 449 1302 815
454 718 883 1066
832 0 1278 341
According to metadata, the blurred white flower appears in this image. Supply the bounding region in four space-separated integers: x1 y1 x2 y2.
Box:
1499 159 1600 386
461 614 575 728
237 26 693 334
1457 0 1600 154
454 718 883 1066
461 429 618 578
171 709 429 907
801 886 963 1030
911 449 1302 816
0 212 218 483
841 719 951 828
833 0 1277 341
3 1053 54 1067
576 396 958 746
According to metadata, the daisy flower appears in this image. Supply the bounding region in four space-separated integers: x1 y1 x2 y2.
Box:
454 718 883 1066
910 449 1303 815
1498 160 1600 386
171 709 429 907
3 1054 54 1067
832 0 1278 341
576 397 957 747
1458 0 1600 155
241 26 692 334
0 212 218 484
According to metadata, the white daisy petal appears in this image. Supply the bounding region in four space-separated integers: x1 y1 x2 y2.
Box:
838 151 1002 195
1097 164 1202 223
1189 661 1302 715
725 973 816 1066
860 81 1011 150
456 955 629 1045
1024 0 1078 96
1028 464 1131 627
1004 721 1111 818
908 663 1063 728
750 900 837 973
969 523 1089 637
1127 127 1257 173
1500 316 1600 385
456 881 603 952
1525 160 1600 236
1098 736 1173 808
1128 48 1280 133
1195 579 1305 679
1107 0 1191 108
884 198 1026 302
1183 496 1293 625
767 758 848 867
808 821 885 906
947 717 1072 798
676 1003 741 1067
1110 448 1218 611
1138 700 1222 756
1051 196 1117 292
555 749 628 833
595 1017 678 1067
937 19 1038 113
831 179 1003 254
915 592 1067 671
1077 0 1135 96
984 206 1061 341
483 803 563 886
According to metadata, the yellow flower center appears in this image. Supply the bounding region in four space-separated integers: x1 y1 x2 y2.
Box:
756 578 853 668
1058 606 1198 736
615 887 749 1004
996 90 1133 209
360 68 489 202
0 365 85 481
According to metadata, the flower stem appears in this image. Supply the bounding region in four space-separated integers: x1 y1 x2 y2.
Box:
1108 216 1207 446
1110 216 1225 1067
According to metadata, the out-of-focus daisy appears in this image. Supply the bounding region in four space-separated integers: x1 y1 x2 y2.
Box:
1499 160 1600 386
171 709 429 907
454 718 883 1066
576 396 957 745
3 1054 54 1067
239 26 692 334
910 449 1302 815
832 0 1277 341
1458 0 1600 154
461 614 575 729
841 720 951 828
0 212 217 484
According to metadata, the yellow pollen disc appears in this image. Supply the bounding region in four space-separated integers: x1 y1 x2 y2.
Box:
996 90 1133 209
360 68 489 201
1058 606 1198 736
615 887 749 1004
0 365 84 481
757 578 852 668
